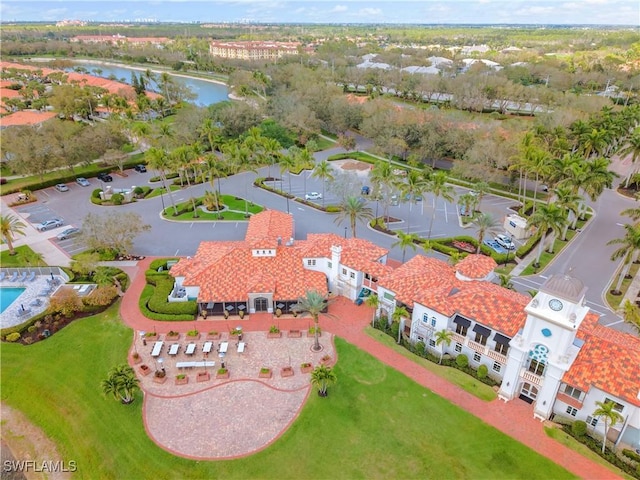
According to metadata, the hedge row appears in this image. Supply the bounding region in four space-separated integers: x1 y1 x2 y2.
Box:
148 258 179 272
146 278 197 316
138 284 196 321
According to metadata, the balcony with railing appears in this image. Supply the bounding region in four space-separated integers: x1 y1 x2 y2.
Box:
520 367 543 386
468 340 487 354
362 277 378 292
486 349 507 363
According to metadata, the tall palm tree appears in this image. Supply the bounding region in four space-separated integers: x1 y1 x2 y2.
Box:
620 299 640 333
607 223 640 294
312 160 335 208
392 231 419 263
473 213 501 253
553 186 582 240
401 169 428 232
310 364 337 397
592 400 623 454
170 144 200 217
0 214 27 256
101 364 139 405
364 293 380 327
527 204 567 266
434 329 453 364
426 171 454 241
370 160 396 223
335 196 373 238
392 305 410 344
457 192 478 218
618 129 640 187
472 181 491 212
145 147 178 215
292 290 329 352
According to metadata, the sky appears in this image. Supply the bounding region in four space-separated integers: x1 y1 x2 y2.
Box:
1 0 639 25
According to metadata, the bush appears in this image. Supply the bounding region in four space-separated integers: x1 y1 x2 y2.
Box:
111 193 124 205
92 188 102 199
146 278 197 316
5 332 20 342
477 364 488 379
571 420 587 438
456 354 469 368
623 449 640 463
27 325 37 333
138 285 195 321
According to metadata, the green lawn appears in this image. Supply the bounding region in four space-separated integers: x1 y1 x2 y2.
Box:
1 303 574 479
0 245 46 267
366 327 497 401
161 194 263 221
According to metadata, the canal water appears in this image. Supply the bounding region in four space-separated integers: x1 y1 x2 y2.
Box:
69 61 229 107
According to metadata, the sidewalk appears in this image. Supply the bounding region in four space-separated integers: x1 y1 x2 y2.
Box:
119 257 619 479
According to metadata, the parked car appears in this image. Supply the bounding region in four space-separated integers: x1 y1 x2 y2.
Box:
37 218 64 231
305 192 322 201
404 193 423 202
97 172 113 182
495 234 515 250
57 227 80 240
483 239 507 254
361 185 370 195
54 183 69 192
390 194 399 206
76 177 90 187
134 164 147 173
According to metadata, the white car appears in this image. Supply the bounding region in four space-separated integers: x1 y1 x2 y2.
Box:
305 192 322 201
55 183 69 192
37 218 64 231
495 234 515 250
76 177 91 187
57 227 80 240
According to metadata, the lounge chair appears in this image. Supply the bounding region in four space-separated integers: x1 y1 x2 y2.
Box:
30 298 43 307
38 288 52 297
9 271 18 282
18 271 28 282
0 271 5 281
27 272 36 282
16 308 31 317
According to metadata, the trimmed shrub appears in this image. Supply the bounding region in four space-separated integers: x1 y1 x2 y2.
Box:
571 420 588 437
456 354 469 368
477 364 488 379
5 332 20 342
623 449 640 463
92 188 102 199
111 193 124 205
146 278 197 315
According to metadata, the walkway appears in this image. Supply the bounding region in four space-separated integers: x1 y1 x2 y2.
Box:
119 257 619 478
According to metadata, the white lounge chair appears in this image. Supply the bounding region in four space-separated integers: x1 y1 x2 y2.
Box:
18 271 28 282
0 271 6 281
27 272 36 282
9 271 18 282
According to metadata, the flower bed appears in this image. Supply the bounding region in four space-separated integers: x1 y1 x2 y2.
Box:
300 363 313 374
175 374 189 385
139 364 151 376
288 330 302 338
259 368 272 379
281 366 294 377
196 372 210 383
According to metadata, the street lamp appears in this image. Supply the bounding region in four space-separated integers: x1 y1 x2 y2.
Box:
344 226 347 239
505 234 515 266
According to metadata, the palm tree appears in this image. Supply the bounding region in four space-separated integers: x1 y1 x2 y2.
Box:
592 400 623 454
170 144 199 217
434 329 453 364
370 160 396 223
292 290 329 352
620 299 640 333
458 192 478 218
498 273 514 290
472 181 491 212
101 364 139 405
400 169 428 232
0 214 27 255
527 148 551 214
145 147 178 215
335 196 373 238
618 129 640 187
473 213 501 253
312 160 334 208
426 171 454 241
527 204 568 267
310 364 337 397
553 186 582 240
607 223 640 295
391 305 410 344
392 231 419 263
364 294 379 327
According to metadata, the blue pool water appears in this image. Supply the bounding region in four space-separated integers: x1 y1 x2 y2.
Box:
0 287 26 314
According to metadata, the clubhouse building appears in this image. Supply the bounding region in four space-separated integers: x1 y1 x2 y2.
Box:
171 210 640 451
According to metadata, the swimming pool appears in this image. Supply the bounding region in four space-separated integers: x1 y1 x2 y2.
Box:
0 287 26 314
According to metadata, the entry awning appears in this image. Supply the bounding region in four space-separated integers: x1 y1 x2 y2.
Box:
452 315 471 328
472 324 491 337
494 333 511 346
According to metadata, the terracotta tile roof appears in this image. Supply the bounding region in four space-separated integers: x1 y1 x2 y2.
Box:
0 88 21 99
0 110 56 128
378 255 457 307
563 324 640 407
576 312 599 341
456 254 497 280
244 210 293 249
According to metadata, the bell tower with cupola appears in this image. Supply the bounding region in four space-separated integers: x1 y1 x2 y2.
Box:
498 273 591 420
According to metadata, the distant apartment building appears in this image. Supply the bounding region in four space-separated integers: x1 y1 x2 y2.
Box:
56 19 88 27
70 35 171 48
208 41 308 60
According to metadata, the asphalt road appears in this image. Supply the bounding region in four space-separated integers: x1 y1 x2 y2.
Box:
16 145 637 333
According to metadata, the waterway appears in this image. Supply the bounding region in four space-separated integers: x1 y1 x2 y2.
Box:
69 61 229 107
